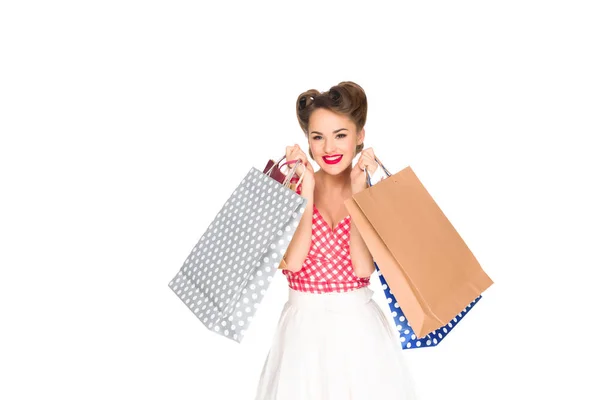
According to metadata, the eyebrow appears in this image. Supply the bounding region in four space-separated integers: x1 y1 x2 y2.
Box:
310 128 349 135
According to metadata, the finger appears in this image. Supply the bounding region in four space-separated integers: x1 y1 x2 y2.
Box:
301 161 314 175
298 163 307 176
288 152 307 176
366 163 378 175
296 153 309 171
286 152 301 165
291 148 308 164
354 153 365 170
285 146 296 161
293 162 307 177
363 147 374 156
292 144 300 157
297 153 312 173
286 144 301 155
363 156 378 174
359 152 371 167
364 148 380 167
286 147 302 163
284 146 302 174
361 153 376 166
358 154 378 174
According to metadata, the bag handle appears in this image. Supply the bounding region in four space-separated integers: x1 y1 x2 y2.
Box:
264 155 286 177
281 159 305 189
365 156 392 187
283 159 307 187
264 154 306 189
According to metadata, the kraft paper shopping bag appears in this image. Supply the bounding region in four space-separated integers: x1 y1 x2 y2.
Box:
344 160 493 338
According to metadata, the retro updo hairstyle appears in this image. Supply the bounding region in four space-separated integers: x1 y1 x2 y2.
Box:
296 81 367 160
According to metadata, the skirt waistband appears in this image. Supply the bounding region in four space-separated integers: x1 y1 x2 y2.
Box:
287 286 374 312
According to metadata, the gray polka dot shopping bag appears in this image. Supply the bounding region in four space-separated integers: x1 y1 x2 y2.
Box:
168 158 307 343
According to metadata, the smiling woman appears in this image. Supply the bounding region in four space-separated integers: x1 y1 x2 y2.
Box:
253 82 419 400
306 107 363 172
298 81 367 162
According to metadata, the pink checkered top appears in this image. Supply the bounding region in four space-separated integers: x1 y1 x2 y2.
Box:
282 183 371 293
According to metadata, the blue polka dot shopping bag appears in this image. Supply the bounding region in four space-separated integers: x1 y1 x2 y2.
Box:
344 157 494 342
375 262 481 349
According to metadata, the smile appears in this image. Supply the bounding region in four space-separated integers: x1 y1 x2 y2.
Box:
322 155 343 165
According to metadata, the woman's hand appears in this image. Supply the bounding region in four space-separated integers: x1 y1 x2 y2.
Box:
350 147 380 194
285 144 315 192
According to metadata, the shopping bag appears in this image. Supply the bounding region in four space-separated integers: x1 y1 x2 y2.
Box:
375 261 481 349
344 158 493 339
264 155 303 188
168 160 307 343
263 155 288 184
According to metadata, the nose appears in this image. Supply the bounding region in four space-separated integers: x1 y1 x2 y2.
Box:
324 138 336 154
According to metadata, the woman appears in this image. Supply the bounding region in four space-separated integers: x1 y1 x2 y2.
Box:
254 81 418 399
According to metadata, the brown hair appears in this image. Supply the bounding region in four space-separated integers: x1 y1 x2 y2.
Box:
296 81 367 159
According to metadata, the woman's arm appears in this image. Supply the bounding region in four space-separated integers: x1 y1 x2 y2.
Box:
280 184 314 272
348 148 382 278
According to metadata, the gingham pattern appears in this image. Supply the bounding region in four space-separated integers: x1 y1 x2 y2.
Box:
282 183 370 293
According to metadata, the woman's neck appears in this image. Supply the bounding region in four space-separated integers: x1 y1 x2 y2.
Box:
315 166 352 196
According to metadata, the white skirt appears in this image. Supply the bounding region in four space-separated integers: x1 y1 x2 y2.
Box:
254 286 419 400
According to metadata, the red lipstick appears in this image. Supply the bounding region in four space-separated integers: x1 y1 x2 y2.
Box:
322 154 343 165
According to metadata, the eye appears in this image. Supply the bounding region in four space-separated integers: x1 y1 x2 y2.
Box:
336 134 347 139
312 136 322 140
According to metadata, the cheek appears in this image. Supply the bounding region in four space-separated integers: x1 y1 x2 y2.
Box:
307 141 316 159
344 140 356 153
309 140 319 153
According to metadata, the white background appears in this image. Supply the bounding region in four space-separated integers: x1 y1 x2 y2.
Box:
1 1 599 399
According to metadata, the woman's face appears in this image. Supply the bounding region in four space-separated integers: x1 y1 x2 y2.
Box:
307 108 364 175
